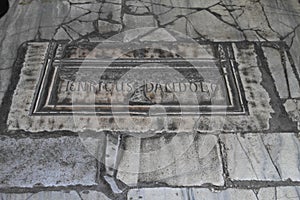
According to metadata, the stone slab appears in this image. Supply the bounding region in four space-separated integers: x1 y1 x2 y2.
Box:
7 40 278 133
127 187 187 200
0 136 97 187
221 133 300 182
0 190 112 200
127 188 258 200
117 134 224 186
258 186 300 200
262 46 289 98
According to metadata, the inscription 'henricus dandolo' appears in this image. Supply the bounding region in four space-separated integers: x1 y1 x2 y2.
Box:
31 42 247 115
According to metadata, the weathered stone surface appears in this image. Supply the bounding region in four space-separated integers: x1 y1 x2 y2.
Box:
99 0 122 23
221 133 281 181
80 190 112 200
2 0 300 194
127 188 259 200
123 14 158 29
262 133 300 181
7 41 277 133
217 43 273 131
222 133 300 181
284 99 300 129
117 134 224 186
98 20 122 33
258 186 300 200
127 187 187 200
285 51 300 98
0 193 33 200
105 134 121 176
0 136 97 187
263 46 289 98
0 190 112 200
192 188 257 200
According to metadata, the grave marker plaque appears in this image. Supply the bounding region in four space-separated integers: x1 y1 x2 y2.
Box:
30 42 247 116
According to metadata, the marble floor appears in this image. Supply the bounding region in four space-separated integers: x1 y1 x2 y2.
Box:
0 0 300 199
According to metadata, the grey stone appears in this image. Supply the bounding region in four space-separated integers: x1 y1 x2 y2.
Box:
125 0 152 14
0 191 81 200
0 69 10 92
285 51 300 98
262 133 300 181
0 190 112 200
105 134 121 176
7 42 274 133
127 188 187 200
221 133 281 181
28 191 81 200
284 99 300 129
123 14 158 29
99 0 122 23
98 20 122 33
0 193 33 200
262 46 289 98
80 190 112 200
168 10 245 41
117 134 224 186
0 136 97 187
222 133 300 182
127 188 258 200
258 186 300 200
192 188 257 200
0 92 4 107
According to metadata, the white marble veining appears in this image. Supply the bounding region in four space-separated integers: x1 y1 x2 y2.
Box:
222 133 300 181
117 134 224 186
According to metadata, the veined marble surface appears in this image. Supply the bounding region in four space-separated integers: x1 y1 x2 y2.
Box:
1 0 300 199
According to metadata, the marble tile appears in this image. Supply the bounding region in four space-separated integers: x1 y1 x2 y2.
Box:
123 14 158 29
0 136 97 187
117 134 224 187
127 188 258 200
98 20 122 34
1 0 300 194
284 99 300 129
258 186 300 200
105 134 121 176
116 136 141 186
262 46 289 98
6 191 88 200
79 190 112 200
0 190 112 200
127 187 188 200
222 133 300 181
192 188 257 200
285 51 300 98
262 133 300 181
221 133 281 181
0 193 33 200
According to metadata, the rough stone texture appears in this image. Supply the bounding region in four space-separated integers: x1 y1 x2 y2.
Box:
128 187 300 200
258 186 300 200
117 134 224 186
1 0 300 198
7 41 276 133
0 190 112 200
79 190 112 200
0 136 97 187
221 133 281 181
222 133 300 181
284 99 300 129
263 46 289 98
127 188 188 200
123 14 158 29
127 188 258 200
